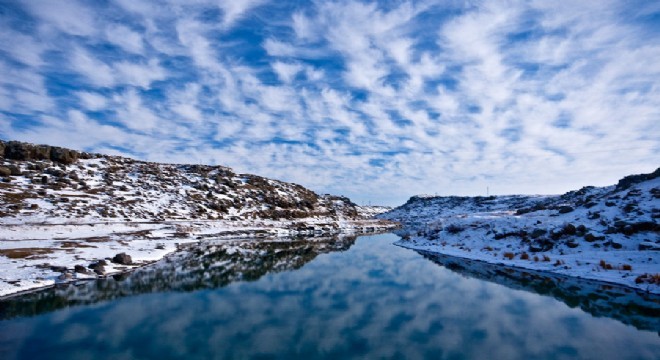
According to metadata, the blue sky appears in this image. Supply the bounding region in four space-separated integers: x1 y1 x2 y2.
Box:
0 0 659 206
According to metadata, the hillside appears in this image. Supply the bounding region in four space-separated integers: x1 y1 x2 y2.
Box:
379 168 660 292
0 140 395 297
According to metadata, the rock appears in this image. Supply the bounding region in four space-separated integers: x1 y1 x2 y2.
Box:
608 241 623 249
558 206 574 214
639 242 660 251
0 166 11 177
5 141 32 160
584 233 596 242
566 242 579 248
50 146 79 164
112 252 132 265
6 165 22 176
563 223 577 235
88 261 106 274
530 229 547 239
74 265 89 274
41 175 49 184
0 141 4 157
50 265 67 273
576 224 586 233
622 225 634 236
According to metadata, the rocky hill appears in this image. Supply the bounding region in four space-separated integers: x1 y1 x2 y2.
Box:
0 140 371 224
379 168 660 292
0 139 395 298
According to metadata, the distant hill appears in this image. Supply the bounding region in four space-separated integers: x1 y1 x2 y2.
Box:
379 168 660 291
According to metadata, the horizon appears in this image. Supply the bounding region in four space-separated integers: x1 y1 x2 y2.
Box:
1 1 659 206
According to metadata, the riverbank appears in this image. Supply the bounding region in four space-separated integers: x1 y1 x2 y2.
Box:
381 168 660 294
0 218 396 298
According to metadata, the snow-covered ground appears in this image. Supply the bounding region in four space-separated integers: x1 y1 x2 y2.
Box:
0 140 396 298
379 169 660 293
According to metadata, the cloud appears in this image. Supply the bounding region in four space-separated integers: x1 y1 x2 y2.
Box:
23 0 98 37
1 0 658 205
217 0 267 29
105 24 145 54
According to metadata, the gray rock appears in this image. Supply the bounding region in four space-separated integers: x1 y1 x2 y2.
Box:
112 252 132 265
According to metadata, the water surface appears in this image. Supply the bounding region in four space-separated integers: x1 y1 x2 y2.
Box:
0 233 658 359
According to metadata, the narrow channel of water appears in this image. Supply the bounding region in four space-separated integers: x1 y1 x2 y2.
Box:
0 233 658 359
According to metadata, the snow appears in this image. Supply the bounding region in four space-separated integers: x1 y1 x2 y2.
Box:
0 146 397 298
379 172 660 293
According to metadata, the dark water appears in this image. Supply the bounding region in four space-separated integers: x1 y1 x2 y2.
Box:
0 233 658 359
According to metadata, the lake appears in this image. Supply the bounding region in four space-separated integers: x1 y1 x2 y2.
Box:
0 233 658 359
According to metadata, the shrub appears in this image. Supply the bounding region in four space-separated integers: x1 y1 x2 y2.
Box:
542 255 551 262
503 252 515 260
533 256 539 262
621 264 632 271
445 224 465 234
520 252 529 260
599 260 613 270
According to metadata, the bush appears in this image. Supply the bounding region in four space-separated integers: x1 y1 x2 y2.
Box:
520 252 529 260
503 252 515 260
445 224 465 234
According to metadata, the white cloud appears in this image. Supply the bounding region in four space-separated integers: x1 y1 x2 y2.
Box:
114 59 167 89
71 48 116 87
105 24 145 54
23 0 98 37
271 62 302 83
77 92 108 111
217 0 267 29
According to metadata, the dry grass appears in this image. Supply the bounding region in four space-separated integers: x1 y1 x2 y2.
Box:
599 259 614 270
0 247 56 259
621 264 633 271
59 241 97 249
635 273 660 285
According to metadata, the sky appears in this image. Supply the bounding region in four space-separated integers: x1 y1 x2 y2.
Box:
0 0 659 206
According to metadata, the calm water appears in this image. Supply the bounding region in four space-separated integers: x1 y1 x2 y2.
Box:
0 233 658 359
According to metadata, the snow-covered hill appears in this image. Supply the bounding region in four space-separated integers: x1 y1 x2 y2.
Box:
0 140 395 297
379 169 660 292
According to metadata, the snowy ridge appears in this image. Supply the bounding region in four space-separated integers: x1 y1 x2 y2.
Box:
379 168 660 293
0 140 396 297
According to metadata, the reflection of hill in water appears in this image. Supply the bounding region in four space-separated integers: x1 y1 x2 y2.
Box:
0 235 357 320
418 251 660 332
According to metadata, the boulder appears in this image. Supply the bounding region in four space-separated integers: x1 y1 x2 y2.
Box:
6 165 22 176
558 206 574 214
0 166 11 177
112 252 132 265
5 141 32 160
74 265 89 274
50 147 79 164
622 225 634 236
50 265 67 273
563 223 577 235
530 228 547 239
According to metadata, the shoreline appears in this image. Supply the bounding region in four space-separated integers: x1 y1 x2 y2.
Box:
396 239 660 295
0 218 397 298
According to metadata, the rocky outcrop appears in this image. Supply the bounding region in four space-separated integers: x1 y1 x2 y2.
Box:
0 140 91 164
